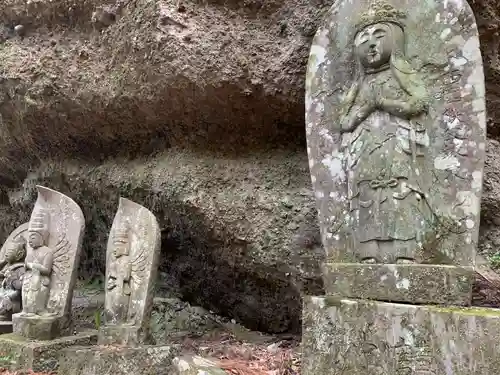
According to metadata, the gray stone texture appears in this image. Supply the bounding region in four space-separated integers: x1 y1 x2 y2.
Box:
0 0 499 334
302 296 500 375
305 0 486 268
0 330 97 373
173 355 227 375
13 185 85 339
323 263 473 305
102 197 161 346
58 345 180 375
98 324 153 346
12 313 68 341
0 223 28 321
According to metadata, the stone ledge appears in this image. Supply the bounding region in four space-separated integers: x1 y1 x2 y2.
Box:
0 330 98 372
302 296 500 375
58 344 181 375
12 313 69 340
322 263 474 305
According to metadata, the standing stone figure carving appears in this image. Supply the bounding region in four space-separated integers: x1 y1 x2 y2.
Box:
338 1 435 264
102 197 160 345
20 209 54 316
106 220 136 323
305 0 486 266
0 228 28 320
11 185 85 339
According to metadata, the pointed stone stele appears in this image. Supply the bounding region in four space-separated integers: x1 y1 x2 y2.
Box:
98 197 162 346
301 0 499 373
0 186 97 373
58 197 180 375
306 0 486 304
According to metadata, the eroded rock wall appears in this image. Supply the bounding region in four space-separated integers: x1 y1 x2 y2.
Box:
0 0 499 332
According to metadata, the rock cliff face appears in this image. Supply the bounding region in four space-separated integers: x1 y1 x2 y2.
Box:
0 0 499 333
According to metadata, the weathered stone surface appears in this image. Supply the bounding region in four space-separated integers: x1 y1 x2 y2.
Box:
0 0 499 334
98 324 152 346
323 263 473 305
102 197 161 346
0 156 321 334
13 185 85 339
302 296 500 374
161 297 221 340
58 345 180 375
0 223 28 321
12 314 68 341
306 0 485 267
0 330 97 373
173 355 226 375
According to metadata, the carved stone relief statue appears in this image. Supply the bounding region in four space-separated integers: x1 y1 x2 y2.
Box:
339 3 436 264
12 186 85 340
0 223 28 321
101 197 160 346
106 219 134 323
305 0 486 267
21 209 54 316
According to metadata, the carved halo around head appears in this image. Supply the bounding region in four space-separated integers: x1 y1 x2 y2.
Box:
354 0 407 32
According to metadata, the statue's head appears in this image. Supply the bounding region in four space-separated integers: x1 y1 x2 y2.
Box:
112 221 130 258
28 209 49 249
5 236 26 263
353 0 406 73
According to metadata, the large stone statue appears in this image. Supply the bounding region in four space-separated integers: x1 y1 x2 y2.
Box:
12 185 85 340
306 0 485 282
302 1 498 375
100 197 161 346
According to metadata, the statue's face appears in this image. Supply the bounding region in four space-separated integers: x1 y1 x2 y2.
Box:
112 239 129 257
28 232 43 248
354 23 393 70
5 243 23 262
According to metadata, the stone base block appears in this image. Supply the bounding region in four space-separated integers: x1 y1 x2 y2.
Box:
12 313 69 340
98 324 151 346
58 345 181 375
0 330 98 372
302 296 500 375
322 263 473 305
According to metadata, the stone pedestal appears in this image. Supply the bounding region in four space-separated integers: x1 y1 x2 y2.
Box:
0 330 98 373
58 344 181 375
302 297 500 374
12 313 68 340
322 263 474 305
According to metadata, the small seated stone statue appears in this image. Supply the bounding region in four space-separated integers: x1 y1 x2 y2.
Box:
0 236 27 320
20 209 54 316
